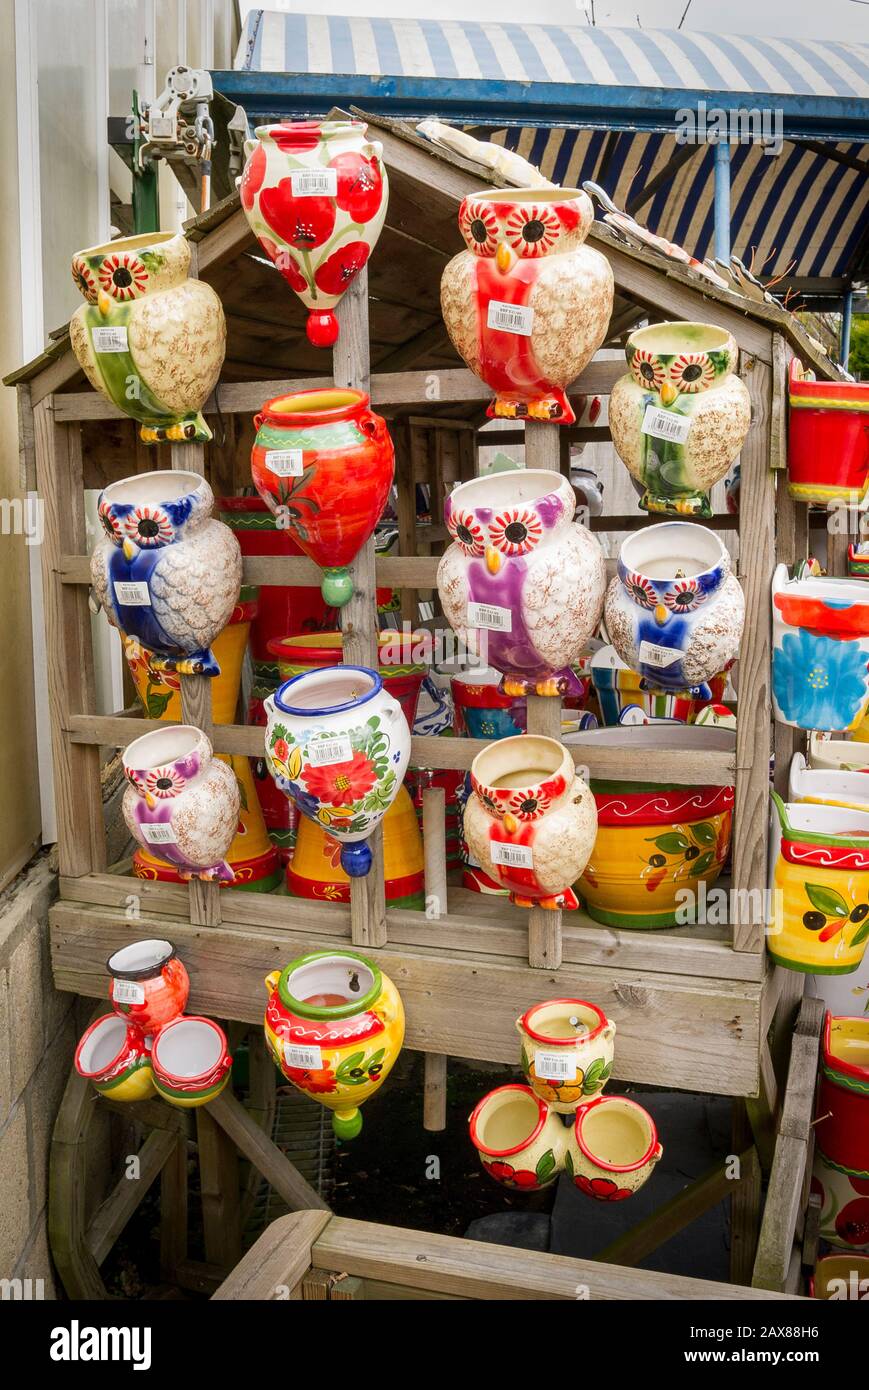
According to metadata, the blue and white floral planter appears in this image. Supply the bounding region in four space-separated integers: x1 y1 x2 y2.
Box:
772 563 869 733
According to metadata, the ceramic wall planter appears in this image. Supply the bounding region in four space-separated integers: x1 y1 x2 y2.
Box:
240 119 388 347
106 939 189 1033
74 1014 155 1102
565 1096 662 1201
463 734 597 910
570 725 735 928
151 1016 232 1108
91 470 241 677
769 793 869 975
122 726 240 883
589 645 728 726
811 1253 869 1299
609 322 751 517
251 388 394 607
815 1014 869 1181
789 752 869 813
438 470 605 697
70 232 225 443
469 1084 566 1190
270 631 426 734
517 999 616 1113
809 733 869 773
812 1150 869 1251
263 950 404 1139
605 524 744 694
451 666 526 739
441 187 613 423
787 358 869 506
772 563 869 732
287 785 425 909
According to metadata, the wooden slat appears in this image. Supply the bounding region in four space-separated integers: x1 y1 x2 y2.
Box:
212 1211 332 1301
87 1129 178 1266
196 1107 243 1270
209 1090 330 1212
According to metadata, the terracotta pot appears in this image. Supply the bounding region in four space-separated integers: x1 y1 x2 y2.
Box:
772 563 869 732
441 187 613 423
469 1084 566 1190
106 938 189 1032
287 785 425 909
251 388 394 607
787 358 869 506
517 999 616 1113
815 1013 869 1179
269 630 426 735
590 645 727 726
75 1014 155 1102
565 1096 662 1201
152 1016 232 1108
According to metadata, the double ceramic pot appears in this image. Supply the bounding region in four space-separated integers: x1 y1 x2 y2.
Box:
517 999 616 1112
772 563 869 732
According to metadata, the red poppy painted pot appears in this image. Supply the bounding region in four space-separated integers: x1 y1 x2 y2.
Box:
787 358 869 506
469 1084 566 1191
565 1095 662 1201
815 1014 869 1180
239 119 388 348
251 388 395 607
106 938 189 1033
151 1016 232 1108
74 1014 155 1102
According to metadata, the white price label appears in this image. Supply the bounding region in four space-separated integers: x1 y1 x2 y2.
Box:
468 600 512 632
491 840 533 870
309 735 353 766
92 326 129 353
284 1043 323 1069
112 979 146 1006
639 639 683 669
148 113 176 138
113 581 151 607
140 822 177 845
641 405 690 445
265 448 304 477
487 299 534 336
534 1050 577 1081
290 168 337 198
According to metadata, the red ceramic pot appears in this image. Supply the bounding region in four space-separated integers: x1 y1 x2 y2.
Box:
816 1014 869 1179
106 939 189 1033
788 358 869 506
247 687 299 862
268 630 426 734
250 388 394 608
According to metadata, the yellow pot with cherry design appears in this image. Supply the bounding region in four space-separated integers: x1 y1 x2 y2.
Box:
565 1095 663 1202
469 1083 566 1191
263 950 404 1139
517 998 616 1113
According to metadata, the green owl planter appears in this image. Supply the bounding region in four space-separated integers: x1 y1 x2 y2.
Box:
609 322 751 518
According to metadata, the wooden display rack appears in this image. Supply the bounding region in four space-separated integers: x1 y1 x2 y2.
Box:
9 115 843 1295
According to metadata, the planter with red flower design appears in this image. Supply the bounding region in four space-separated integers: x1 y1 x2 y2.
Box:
263 665 410 878
69 231 225 442
239 119 388 347
251 388 394 607
565 1095 662 1201
469 1084 566 1191
517 998 616 1113
263 950 405 1139
815 1013 869 1180
812 1152 869 1251
605 522 744 694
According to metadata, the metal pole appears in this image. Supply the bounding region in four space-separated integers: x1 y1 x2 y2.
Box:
713 139 731 262
841 289 854 370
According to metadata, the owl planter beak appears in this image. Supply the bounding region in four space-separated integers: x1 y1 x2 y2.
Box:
654 603 668 626
659 380 678 406
495 241 514 275
485 544 501 575
97 288 113 318
503 812 519 835
122 537 140 563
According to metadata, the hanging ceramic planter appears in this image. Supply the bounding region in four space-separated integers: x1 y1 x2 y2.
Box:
74 1014 155 1102
565 1096 662 1201
813 1149 869 1252
69 232 225 442
263 950 405 1139
815 1013 869 1181
772 563 869 732
441 187 613 423
251 388 394 607
768 793 869 975
589 645 728 726
811 1253 869 1298
787 358 869 506
122 726 240 883
517 999 616 1113
263 666 410 878
91 470 242 677
239 119 388 347
788 752 869 813
609 322 751 517
438 470 605 697
463 734 597 910
151 1016 232 1108
106 939 189 1033
469 1084 566 1191
605 523 744 694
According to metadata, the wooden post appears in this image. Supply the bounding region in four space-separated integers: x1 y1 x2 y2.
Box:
334 270 387 949
159 1135 189 1285
422 785 448 1131
196 1106 243 1271
523 420 564 970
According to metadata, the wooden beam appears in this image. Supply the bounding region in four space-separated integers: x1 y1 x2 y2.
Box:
87 1129 178 1266
209 1090 330 1213
212 1211 332 1300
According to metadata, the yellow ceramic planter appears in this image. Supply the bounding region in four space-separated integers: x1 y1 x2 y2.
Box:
287 784 424 908
565 1095 662 1201
469 1084 566 1191
517 998 615 1113
811 1253 869 1299
74 1014 156 1102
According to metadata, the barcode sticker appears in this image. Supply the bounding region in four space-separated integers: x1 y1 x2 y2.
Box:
534 1050 577 1081
265 448 304 477
468 600 512 632
148 113 176 138
309 735 353 766
284 1043 323 1069
112 979 146 1006
639 639 683 669
641 405 690 445
92 326 129 353
491 840 533 870
290 168 337 198
487 300 534 336
113 581 151 607
140 822 177 845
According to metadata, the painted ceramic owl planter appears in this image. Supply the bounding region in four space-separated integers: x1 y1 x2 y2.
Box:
438 470 606 698
91 470 242 677
69 232 225 443
264 950 405 1139
517 999 616 1113
605 523 744 694
441 188 613 423
609 322 751 517
463 735 597 910
240 119 388 348
122 726 240 883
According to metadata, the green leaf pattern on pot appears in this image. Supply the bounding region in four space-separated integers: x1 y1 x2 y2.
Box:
535 1148 557 1185
582 1057 608 1094
642 819 727 885
335 1047 386 1087
806 884 850 918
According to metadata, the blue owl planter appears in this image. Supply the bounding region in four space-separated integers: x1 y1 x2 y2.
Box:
90 470 242 677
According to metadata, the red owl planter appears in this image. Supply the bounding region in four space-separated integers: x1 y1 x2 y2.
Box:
441 188 613 423
251 388 395 607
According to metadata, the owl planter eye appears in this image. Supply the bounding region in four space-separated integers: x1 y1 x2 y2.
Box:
121 505 175 547
668 353 715 394
459 201 498 257
505 204 561 256
488 508 544 556
448 508 486 556
630 349 666 391
98 251 149 302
